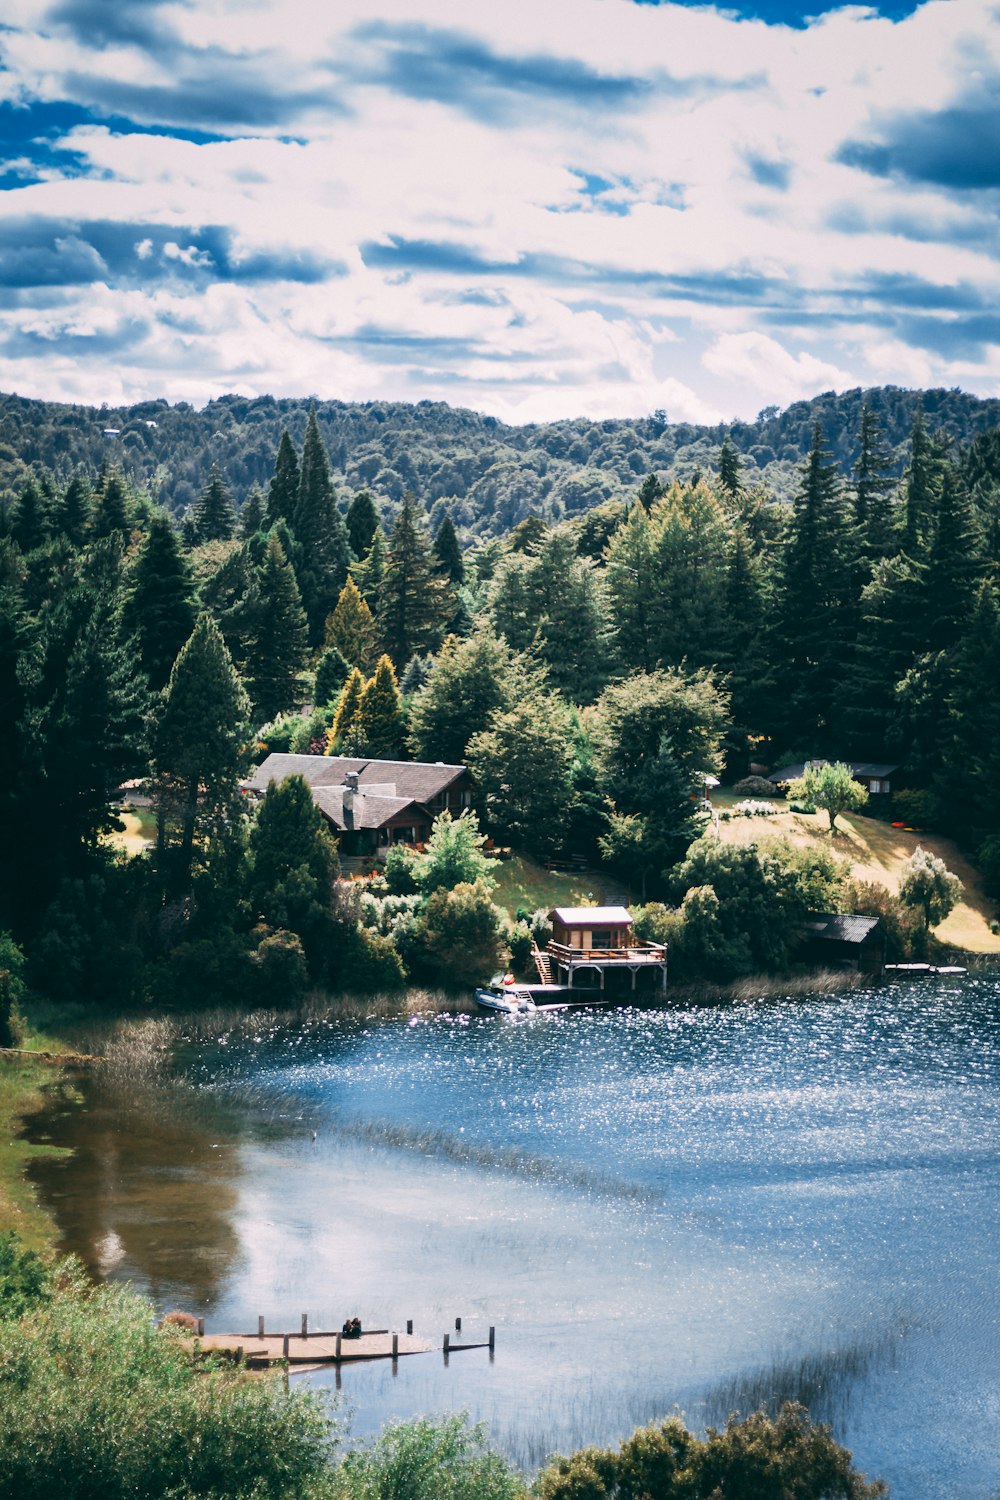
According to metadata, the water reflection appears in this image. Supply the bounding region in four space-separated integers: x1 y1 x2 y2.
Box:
27 974 1000 1498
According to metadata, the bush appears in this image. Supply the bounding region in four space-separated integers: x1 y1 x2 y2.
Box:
890 787 940 829
732 775 776 796
503 920 534 975
0 1272 340 1500
843 878 922 962
977 834 1000 900
335 1413 522 1500
410 880 508 986
788 800 817 815
251 928 309 1004
383 843 420 895
0 931 28 1048
732 799 777 818
336 925 407 993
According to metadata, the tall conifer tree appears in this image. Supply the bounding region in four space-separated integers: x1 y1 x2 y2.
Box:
357 654 405 758
190 467 237 544
292 409 351 645
246 534 309 722
122 512 196 691
376 494 447 668
432 514 465 583
91 467 131 539
59 474 92 548
346 489 379 559
267 431 300 526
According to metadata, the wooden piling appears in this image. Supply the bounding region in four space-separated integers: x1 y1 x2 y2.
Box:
455 1316 462 1332
443 1331 450 1353
406 1318 413 1335
335 1332 342 1359
282 1334 290 1359
197 1317 205 1336
301 1313 308 1339
392 1332 399 1358
237 1345 243 1363
258 1315 265 1338
488 1326 495 1350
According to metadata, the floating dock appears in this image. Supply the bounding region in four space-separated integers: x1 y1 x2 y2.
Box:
193 1317 494 1369
884 963 968 977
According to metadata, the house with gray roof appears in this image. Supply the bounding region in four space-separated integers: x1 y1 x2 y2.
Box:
245 754 474 856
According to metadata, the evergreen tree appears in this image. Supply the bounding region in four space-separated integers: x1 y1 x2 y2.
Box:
466 694 577 859
717 435 743 497
604 503 658 673
936 579 1000 842
245 534 309 722
244 774 338 975
902 409 945 556
719 529 774 769
190 467 237 544
346 489 379 558
122 512 196 691
841 551 926 755
350 525 386 610
376 493 448 668
924 463 983 649
198 544 259 680
532 529 608 703
648 480 731 671
313 645 351 707
292 409 351 645
775 422 853 746
154 614 251 878
0 543 36 925
325 576 374 668
326 667 365 753
407 626 530 764
267 430 300 526
637 473 665 512
240 484 266 540
11 477 52 554
853 401 896 563
90 467 131 539
432 514 465 583
57 474 92 548
357 654 405 758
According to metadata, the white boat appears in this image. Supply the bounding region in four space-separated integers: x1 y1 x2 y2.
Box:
474 983 537 1015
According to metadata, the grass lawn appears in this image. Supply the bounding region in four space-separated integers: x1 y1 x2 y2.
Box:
490 853 630 920
105 806 158 858
0 1038 73 1249
713 796 1000 953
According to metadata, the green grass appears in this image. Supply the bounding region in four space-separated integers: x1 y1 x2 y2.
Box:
490 853 630 920
0 1034 73 1251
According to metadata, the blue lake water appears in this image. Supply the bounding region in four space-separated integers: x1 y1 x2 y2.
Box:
30 973 1000 1496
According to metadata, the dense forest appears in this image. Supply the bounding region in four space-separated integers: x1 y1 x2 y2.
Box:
1 387 999 1026
3 383 1000 536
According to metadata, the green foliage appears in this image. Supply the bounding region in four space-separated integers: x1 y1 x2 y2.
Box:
122 510 196 691
0 1274 339 1500
335 923 407 993
357 653 405 758
670 837 806 979
325 577 375 670
416 810 497 894
346 489 380 559
593 667 728 798
0 1232 60 1318
267 429 300 526
0 931 27 1048
408 626 535 765
327 667 365 753
842 878 921 962
29 863 151 1009
245 776 339 977
433 513 465 583
898 846 963 932
189 465 238 544
335 1413 522 1500
251 927 310 1005
246 532 309 722
410 880 508 986
376 493 450 668
467 695 577 860
293 409 352 646
787 762 869 832
315 645 351 707
533 1403 884 1500
382 842 421 895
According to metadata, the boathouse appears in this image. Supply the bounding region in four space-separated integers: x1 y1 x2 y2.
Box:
540 907 667 994
803 913 886 975
245 754 473 856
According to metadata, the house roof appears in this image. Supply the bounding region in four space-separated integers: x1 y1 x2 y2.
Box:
550 906 633 927
767 760 900 784
805 913 882 945
246 753 466 802
311 785 428 832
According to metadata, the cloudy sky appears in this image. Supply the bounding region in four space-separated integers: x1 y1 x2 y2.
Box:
0 0 995 423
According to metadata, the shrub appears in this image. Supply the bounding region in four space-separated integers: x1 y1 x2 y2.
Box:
891 787 940 829
842 878 922 962
0 1232 59 1319
503 920 534 975
383 843 420 895
416 810 497 895
732 775 776 796
733 799 777 818
789 800 817 815
899 846 963 932
410 880 508 986
251 928 309 1004
336 925 407 993
0 931 28 1048
335 1413 522 1500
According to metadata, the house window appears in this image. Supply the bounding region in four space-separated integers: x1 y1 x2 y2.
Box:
591 929 612 949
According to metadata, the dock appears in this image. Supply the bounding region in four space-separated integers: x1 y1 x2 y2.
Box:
191 1316 495 1369
884 963 968 977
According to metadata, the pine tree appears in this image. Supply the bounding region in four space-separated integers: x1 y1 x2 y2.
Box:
432 514 465 583
245 534 309 723
326 667 365 753
717 435 743 497
240 484 266 539
122 511 196 691
154 614 251 877
775 422 853 746
267 430 300 526
245 774 338 975
58 473 92 548
357 654 405 758
11 477 52 553
841 551 927 755
719 529 774 769
313 645 350 707
350 525 385 610
190 467 237 544
604 503 658 673
292 409 351 646
91 467 131 539
346 489 379 559
853 401 897 563
648 480 731 671
937 580 1000 842
325 576 374 668
924 463 983 650
376 494 448 668
531 528 608 703
407 627 532 764
637 473 665 512
0 543 36 925
902 410 945 556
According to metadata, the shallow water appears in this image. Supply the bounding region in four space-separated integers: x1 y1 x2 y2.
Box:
29 974 1000 1496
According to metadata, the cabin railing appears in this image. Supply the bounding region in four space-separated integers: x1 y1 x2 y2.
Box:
546 941 667 964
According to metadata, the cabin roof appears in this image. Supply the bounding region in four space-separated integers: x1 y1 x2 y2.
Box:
550 906 633 927
246 753 467 803
805 913 882 945
311 785 427 832
767 760 900 784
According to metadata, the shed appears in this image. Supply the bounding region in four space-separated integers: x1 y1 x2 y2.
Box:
548 906 634 951
803 913 886 974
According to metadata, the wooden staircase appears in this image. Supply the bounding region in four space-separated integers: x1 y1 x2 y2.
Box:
532 945 553 984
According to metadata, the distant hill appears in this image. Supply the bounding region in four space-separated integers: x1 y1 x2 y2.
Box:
2 383 999 538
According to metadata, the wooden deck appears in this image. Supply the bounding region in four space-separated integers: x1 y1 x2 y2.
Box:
197 1329 434 1367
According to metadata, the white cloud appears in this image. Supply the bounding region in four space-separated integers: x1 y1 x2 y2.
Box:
702 332 857 406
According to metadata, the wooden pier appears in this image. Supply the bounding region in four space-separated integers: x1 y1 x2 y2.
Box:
193 1316 494 1370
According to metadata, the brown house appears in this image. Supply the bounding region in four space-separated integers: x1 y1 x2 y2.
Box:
541 907 667 994
245 754 473 856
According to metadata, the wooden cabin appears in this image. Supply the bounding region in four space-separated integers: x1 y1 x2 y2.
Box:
803 913 886 975
541 907 667 994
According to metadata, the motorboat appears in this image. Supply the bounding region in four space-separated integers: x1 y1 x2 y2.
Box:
474 981 537 1015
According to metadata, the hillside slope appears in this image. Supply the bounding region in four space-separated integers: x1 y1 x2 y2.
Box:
715 803 1000 954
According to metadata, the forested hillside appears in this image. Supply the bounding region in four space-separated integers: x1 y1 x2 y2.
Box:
3 384 1000 538
1 387 999 1021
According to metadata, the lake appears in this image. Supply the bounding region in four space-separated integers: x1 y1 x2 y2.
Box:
28 972 1000 1496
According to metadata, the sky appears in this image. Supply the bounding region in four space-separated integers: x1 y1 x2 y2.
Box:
0 0 996 424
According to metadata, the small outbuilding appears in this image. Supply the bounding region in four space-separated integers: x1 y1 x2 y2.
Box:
542 907 667 994
803 913 886 975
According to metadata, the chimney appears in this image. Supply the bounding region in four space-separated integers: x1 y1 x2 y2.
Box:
343 770 360 808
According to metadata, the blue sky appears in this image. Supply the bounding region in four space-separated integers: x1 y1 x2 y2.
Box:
0 0 995 422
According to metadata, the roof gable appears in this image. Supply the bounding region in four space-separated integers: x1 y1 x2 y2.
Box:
550 906 633 927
